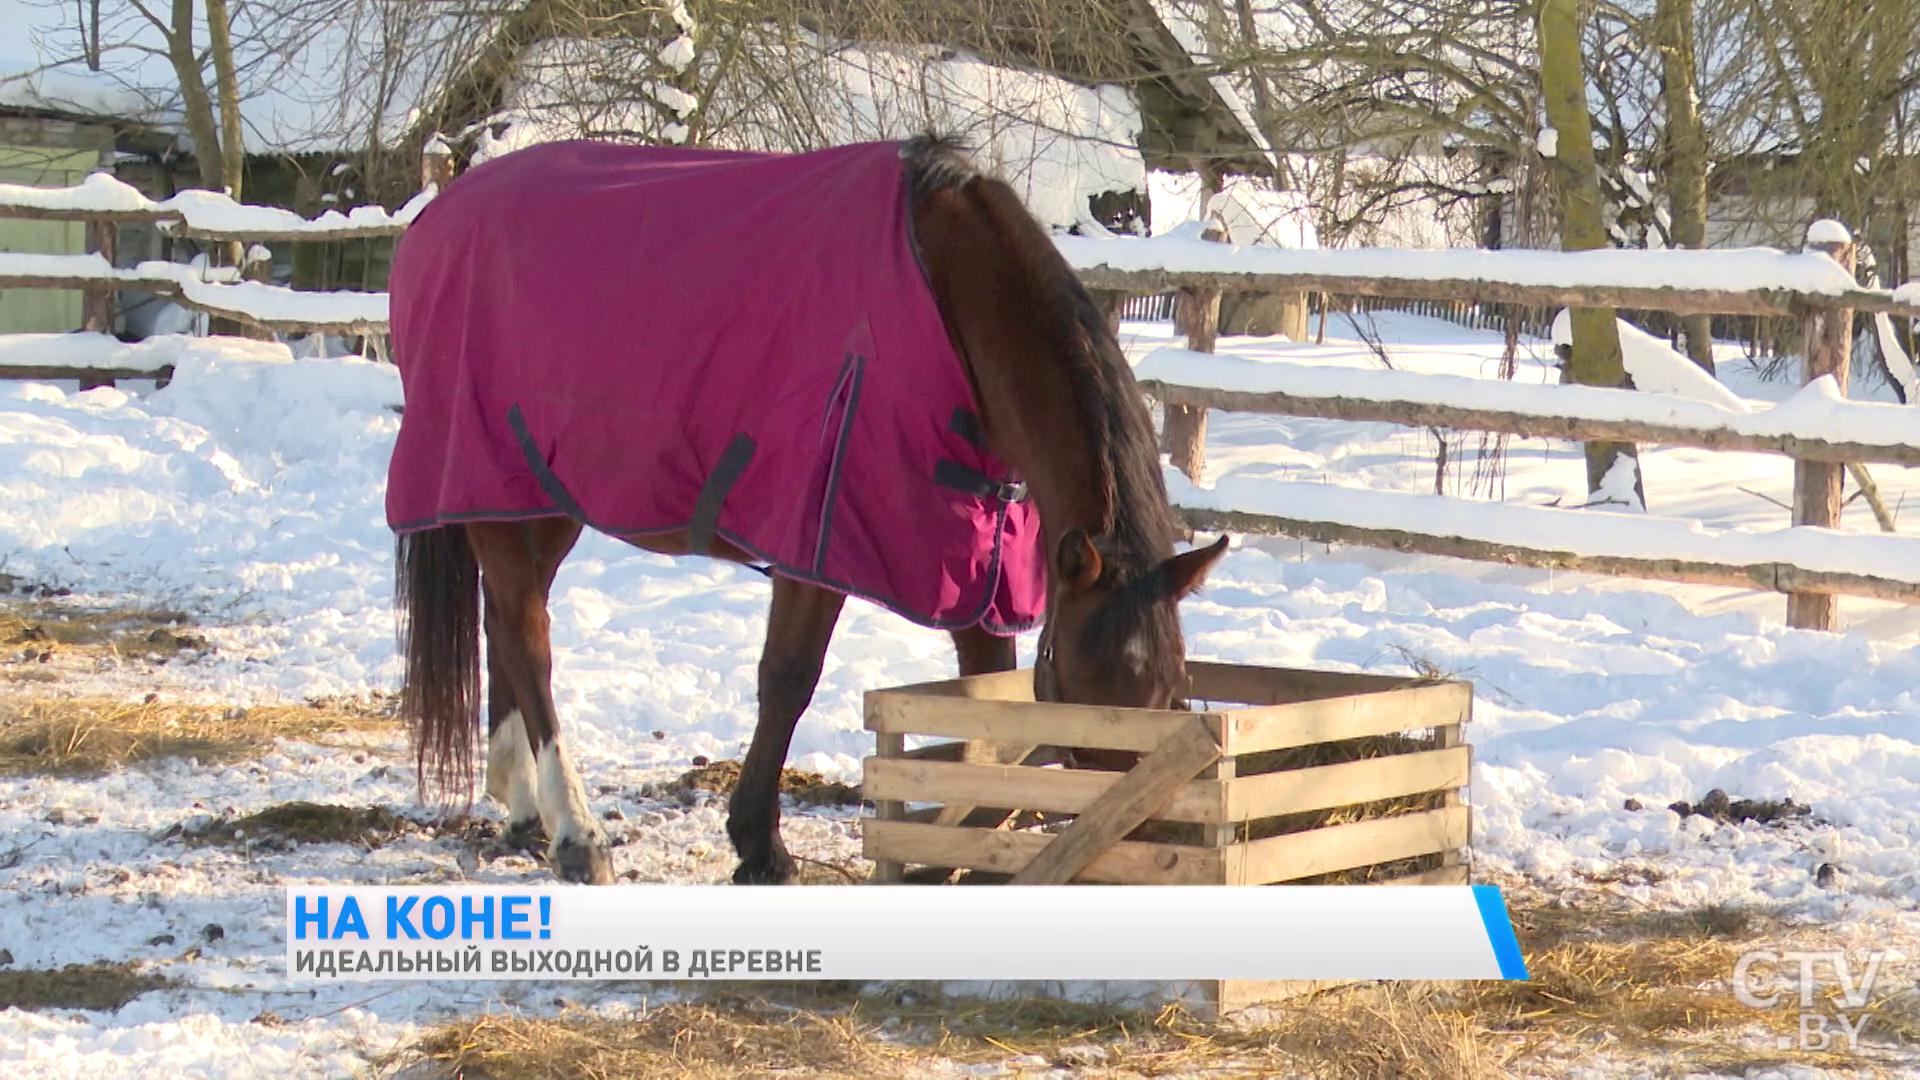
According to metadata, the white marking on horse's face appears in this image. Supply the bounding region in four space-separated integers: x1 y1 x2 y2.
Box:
536 740 605 853
1121 631 1152 677
485 710 540 826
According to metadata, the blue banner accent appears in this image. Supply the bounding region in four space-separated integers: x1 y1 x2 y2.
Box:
1471 885 1528 979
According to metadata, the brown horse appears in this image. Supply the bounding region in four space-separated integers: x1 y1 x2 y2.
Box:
391 138 1228 885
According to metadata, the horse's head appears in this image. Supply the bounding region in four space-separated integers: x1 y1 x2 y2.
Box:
1034 531 1230 709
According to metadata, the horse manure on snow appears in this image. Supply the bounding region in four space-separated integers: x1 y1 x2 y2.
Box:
671 759 862 808
173 801 423 851
0 962 168 1013
1665 787 1813 825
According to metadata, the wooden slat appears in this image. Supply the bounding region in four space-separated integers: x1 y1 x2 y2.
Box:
1145 378 1920 468
927 741 1045 829
866 669 1036 702
0 365 172 383
870 731 905 884
1221 682 1471 755
1226 747 1471 821
862 820 1224 885
1179 505 1920 606
1231 806 1470 885
1073 264 1920 321
864 757 1227 823
1010 719 1222 885
1436 720 1469 875
866 690 1221 752
0 204 409 241
1188 661 1423 708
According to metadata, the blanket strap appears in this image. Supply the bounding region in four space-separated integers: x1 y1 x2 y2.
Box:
507 404 590 523
933 459 1028 504
689 433 758 555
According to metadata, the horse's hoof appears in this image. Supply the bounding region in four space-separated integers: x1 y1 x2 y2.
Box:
503 818 545 852
731 854 796 885
553 836 615 885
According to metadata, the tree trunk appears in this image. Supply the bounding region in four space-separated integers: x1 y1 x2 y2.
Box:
1656 0 1714 375
1538 0 1642 508
205 0 244 200
167 0 225 192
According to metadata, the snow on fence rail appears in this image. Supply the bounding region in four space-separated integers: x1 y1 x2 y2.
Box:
1080 223 1919 631
0 253 388 335
1135 349 1920 467
1059 232 1920 320
1168 478 1920 606
0 172 421 242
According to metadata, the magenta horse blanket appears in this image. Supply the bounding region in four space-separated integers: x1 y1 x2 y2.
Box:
385 140 1044 632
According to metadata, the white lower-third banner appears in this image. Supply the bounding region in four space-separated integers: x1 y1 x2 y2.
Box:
286 885 1528 982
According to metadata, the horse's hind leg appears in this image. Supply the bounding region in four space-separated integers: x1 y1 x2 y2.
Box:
484 610 541 850
728 575 845 884
468 518 613 884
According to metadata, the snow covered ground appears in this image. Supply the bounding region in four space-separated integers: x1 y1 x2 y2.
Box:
1 315 1918 1076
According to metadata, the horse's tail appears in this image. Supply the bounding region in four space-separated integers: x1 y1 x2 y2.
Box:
395 525 481 809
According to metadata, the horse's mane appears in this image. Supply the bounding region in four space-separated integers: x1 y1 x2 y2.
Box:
900 135 1179 586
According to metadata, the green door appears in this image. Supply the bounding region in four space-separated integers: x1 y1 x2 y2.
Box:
0 147 99 334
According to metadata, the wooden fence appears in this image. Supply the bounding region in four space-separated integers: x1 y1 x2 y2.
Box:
0 164 417 385
1072 227 1920 632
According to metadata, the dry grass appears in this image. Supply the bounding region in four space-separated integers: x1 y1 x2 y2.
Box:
391 1000 913 1080
390 987 1498 1080
388 893 1920 1080
0 962 169 1011
0 696 397 776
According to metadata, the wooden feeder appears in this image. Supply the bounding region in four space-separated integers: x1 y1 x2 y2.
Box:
861 661 1474 1013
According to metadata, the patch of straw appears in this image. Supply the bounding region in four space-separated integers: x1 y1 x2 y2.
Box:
0 696 396 776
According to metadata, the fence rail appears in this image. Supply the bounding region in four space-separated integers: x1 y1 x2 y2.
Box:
1136 354 1920 467
1177 505 1920 606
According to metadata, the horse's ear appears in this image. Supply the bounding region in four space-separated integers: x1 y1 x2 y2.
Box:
1055 529 1102 590
1164 535 1230 599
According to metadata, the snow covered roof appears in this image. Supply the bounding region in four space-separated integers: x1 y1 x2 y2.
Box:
1148 0 1275 172
0 52 149 120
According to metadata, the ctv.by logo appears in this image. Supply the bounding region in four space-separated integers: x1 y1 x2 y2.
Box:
1734 949 1902 1052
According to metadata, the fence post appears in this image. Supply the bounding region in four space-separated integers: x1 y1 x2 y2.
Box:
81 217 116 336
1166 224 1224 481
1787 220 1857 631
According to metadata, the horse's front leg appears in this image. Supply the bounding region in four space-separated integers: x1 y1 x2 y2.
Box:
728 576 846 884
